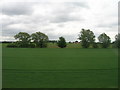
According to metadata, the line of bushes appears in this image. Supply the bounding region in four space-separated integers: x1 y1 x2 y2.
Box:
7 42 36 48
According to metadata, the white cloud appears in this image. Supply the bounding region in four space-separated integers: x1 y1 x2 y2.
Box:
1 0 119 42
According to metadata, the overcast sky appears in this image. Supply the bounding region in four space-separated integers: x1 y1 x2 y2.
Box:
0 0 119 42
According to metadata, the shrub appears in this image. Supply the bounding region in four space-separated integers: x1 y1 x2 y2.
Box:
92 43 98 48
40 42 47 48
29 43 36 48
7 43 18 48
57 37 67 48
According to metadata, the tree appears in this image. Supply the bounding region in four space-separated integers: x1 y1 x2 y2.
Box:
31 32 49 48
98 33 111 48
14 32 31 47
78 29 95 48
57 37 67 48
114 33 120 48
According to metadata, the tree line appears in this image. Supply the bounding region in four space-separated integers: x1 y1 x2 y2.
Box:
7 29 120 48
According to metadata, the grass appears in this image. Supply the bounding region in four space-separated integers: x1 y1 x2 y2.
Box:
2 46 118 88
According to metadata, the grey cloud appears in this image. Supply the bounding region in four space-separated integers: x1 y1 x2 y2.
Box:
57 24 65 28
51 16 80 23
49 4 84 23
96 22 118 28
2 28 23 37
65 2 89 9
2 2 85 25
2 26 32 37
2 2 33 15
1 18 19 27
3 28 21 36
2 21 14 28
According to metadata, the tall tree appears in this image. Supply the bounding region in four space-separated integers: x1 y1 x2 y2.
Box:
14 32 31 47
31 32 49 48
57 37 67 48
78 29 95 48
114 33 120 48
98 33 111 48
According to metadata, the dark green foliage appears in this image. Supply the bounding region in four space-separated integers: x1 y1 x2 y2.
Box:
7 43 18 48
114 34 120 48
13 32 49 48
92 43 98 48
28 43 36 48
17 41 30 48
49 40 57 44
14 32 31 48
57 37 67 48
98 33 111 48
40 41 47 48
81 40 90 48
14 41 29 48
112 42 116 48
31 32 49 48
78 29 95 48
7 42 36 48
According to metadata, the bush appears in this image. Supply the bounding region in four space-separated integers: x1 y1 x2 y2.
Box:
57 37 67 48
15 41 30 48
92 43 98 48
29 43 36 48
7 43 18 48
40 42 47 48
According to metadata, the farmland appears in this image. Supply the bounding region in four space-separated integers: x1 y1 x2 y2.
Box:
2 43 118 88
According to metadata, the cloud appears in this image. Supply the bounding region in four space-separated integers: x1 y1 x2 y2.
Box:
50 14 83 23
2 26 27 37
96 22 118 28
1 0 118 42
50 2 86 23
57 24 65 28
2 2 33 15
32 2 85 23
65 2 89 9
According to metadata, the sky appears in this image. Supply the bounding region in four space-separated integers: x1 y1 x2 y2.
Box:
0 0 119 42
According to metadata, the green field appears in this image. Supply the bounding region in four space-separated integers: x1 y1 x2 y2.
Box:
2 44 118 88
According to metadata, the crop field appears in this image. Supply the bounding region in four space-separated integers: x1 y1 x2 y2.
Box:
2 44 118 88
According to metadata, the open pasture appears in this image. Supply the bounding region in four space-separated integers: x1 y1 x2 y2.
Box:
2 44 118 88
